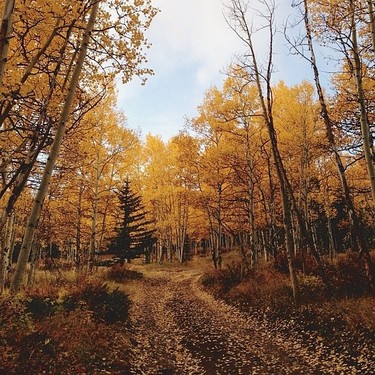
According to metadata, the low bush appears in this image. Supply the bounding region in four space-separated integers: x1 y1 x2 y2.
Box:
16 331 57 374
25 295 57 319
329 252 373 298
9 308 132 374
274 251 321 276
104 264 143 283
275 251 374 300
201 251 375 309
0 276 133 373
24 285 61 320
35 310 125 372
201 261 293 308
200 271 218 289
228 266 293 309
298 274 328 303
0 297 34 375
200 262 248 297
0 296 32 340
63 280 131 324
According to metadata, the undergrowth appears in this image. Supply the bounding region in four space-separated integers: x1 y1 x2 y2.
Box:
0 275 132 374
104 263 143 283
200 251 375 368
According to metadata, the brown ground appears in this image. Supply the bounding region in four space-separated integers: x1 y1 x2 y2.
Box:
124 263 373 374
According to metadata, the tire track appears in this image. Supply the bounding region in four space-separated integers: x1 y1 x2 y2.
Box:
127 269 372 374
129 277 203 374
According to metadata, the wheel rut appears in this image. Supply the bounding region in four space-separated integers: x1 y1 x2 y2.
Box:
127 270 317 374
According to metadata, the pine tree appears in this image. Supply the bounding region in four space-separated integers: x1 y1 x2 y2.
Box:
108 179 155 263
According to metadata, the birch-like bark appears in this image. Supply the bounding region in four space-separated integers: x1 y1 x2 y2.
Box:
350 0 375 203
227 0 299 303
303 0 373 280
4 212 14 280
0 20 71 234
0 212 13 293
75 185 84 273
0 0 15 89
88 154 100 271
215 182 223 269
368 0 375 53
0 132 49 235
11 0 100 292
178 195 189 263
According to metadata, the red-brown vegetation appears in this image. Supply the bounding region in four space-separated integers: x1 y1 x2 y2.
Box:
0 274 132 374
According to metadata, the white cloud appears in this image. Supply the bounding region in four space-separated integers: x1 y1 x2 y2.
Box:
148 0 241 82
117 0 314 140
117 0 244 138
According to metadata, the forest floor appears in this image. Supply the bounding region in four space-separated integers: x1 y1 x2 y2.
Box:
122 260 374 375
2 256 374 374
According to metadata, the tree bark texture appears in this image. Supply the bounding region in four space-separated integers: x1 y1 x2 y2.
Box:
0 0 15 89
10 0 100 292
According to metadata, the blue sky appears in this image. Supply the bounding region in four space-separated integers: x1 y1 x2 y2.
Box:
116 0 327 141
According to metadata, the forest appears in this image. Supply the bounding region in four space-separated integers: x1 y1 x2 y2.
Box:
0 0 374 373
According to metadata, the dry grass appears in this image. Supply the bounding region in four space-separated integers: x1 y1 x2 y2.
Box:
327 296 375 331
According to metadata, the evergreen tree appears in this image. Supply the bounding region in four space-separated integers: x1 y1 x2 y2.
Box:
108 179 155 263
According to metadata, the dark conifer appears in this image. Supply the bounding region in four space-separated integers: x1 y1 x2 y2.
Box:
108 179 155 262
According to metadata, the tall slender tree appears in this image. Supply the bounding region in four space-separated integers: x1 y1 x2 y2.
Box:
0 0 15 88
287 0 374 281
225 0 299 303
10 0 100 292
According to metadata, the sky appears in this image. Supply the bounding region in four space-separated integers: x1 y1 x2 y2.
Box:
116 0 323 141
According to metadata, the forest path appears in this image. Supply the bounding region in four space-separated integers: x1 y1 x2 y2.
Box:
125 264 345 375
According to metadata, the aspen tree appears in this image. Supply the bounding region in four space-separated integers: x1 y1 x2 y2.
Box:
0 15 74 236
226 0 299 303
303 0 374 202
191 110 231 269
367 0 375 52
11 0 100 292
298 0 374 281
1 0 157 245
0 0 15 89
349 0 375 203
0 212 13 293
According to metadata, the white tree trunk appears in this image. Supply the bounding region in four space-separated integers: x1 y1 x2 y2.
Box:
227 0 299 303
10 0 100 292
88 154 100 270
350 1 375 203
367 0 375 53
0 212 13 293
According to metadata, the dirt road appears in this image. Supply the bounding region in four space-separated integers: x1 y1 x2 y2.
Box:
126 267 373 374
